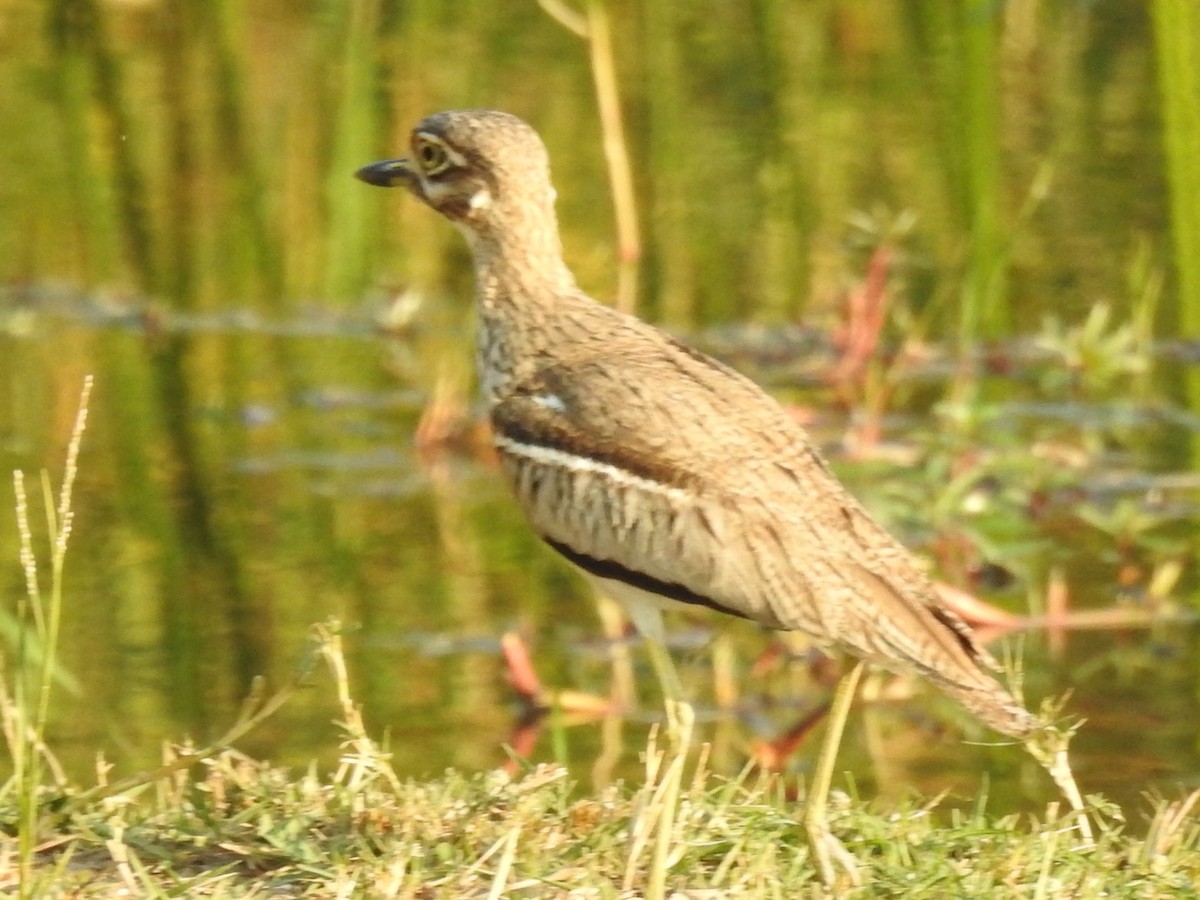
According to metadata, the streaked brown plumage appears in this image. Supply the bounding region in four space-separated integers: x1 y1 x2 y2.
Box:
356 108 1089 885
359 108 1033 738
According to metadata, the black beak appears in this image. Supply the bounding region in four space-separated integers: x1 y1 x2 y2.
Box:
354 158 413 188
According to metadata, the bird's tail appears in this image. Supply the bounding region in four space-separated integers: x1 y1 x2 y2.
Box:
932 675 1041 739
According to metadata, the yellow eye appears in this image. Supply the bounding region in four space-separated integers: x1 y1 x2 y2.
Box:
416 138 450 174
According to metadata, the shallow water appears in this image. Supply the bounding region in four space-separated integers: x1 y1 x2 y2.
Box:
3 294 1196 825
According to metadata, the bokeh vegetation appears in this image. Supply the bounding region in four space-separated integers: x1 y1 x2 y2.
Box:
1 1 1199 883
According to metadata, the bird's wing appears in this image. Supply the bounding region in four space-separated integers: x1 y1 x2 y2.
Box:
489 344 1008 687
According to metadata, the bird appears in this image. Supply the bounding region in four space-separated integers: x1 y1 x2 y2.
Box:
355 108 1091 887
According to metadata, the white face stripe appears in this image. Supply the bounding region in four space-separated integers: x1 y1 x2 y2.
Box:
493 434 691 503
422 179 456 203
531 393 566 412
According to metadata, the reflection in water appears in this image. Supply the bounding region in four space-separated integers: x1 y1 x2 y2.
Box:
0 1 1198 829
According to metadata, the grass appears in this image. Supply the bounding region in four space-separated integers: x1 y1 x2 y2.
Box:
4 381 1200 896
7 696 1200 896
5 376 91 892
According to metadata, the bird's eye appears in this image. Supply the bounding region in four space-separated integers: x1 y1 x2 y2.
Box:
416 139 450 174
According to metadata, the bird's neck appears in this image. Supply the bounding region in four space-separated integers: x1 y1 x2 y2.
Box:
475 251 574 304
459 202 580 404
469 237 577 407
468 224 575 304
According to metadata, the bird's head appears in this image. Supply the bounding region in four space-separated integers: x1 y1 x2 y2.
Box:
356 109 560 254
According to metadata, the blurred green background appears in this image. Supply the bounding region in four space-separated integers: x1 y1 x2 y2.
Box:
1 0 1199 818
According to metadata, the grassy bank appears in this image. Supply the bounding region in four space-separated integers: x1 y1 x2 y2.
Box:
6 679 1200 897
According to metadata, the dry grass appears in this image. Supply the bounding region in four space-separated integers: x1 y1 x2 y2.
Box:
6 696 1200 897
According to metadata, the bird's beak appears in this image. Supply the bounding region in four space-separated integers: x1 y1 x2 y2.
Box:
354 158 415 189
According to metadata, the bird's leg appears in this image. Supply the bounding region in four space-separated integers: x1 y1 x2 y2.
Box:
615 597 694 900
618 597 695 750
804 660 865 888
642 634 695 751
638 635 695 900
1024 720 1095 846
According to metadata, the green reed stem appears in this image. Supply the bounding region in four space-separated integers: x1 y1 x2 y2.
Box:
1153 0 1200 335
1152 0 1200 463
955 0 1006 345
324 0 383 303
